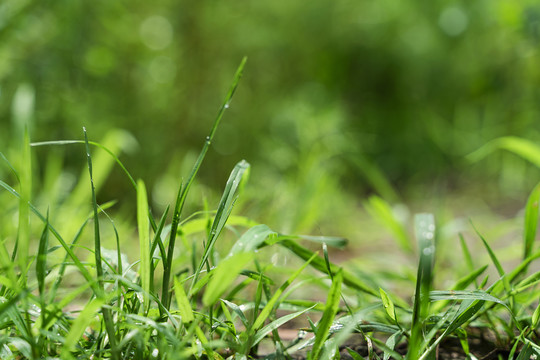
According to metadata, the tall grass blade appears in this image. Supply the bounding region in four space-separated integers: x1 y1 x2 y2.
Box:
161 57 247 309
137 179 151 312
309 269 343 360
83 128 118 358
18 126 31 283
407 213 435 360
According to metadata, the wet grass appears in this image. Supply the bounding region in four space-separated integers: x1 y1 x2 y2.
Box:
1 59 540 359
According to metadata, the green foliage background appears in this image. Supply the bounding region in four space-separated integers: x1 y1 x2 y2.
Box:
2 0 540 225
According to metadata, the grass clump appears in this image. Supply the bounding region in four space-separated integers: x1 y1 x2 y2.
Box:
2 59 540 360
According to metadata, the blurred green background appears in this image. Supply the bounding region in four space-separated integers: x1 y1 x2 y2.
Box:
2 0 540 235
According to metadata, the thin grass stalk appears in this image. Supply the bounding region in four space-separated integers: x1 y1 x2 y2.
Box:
161 57 247 310
84 128 118 359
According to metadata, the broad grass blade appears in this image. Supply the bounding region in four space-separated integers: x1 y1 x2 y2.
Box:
202 252 254 307
137 179 151 311
61 298 105 359
174 276 194 324
227 224 277 257
310 269 343 360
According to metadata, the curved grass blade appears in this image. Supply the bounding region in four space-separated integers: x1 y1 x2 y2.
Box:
467 136 540 168
252 305 316 347
36 211 49 296
264 237 380 298
161 57 248 309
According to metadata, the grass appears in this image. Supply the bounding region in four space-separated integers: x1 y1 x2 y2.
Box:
1 59 540 360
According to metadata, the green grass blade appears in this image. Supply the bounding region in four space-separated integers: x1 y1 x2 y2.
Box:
252 305 316 347
61 297 105 359
264 237 380 298
161 57 247 310
83 128 118 358
202 252 254 307
471 221 511 294
227 224 277 257
310 269 343 360
379 288 397 323
523 182 540 260
137 179 151 312
467 136 540 168
365 196 412 253
174 276 194 324
31 139 138 189
0 180 97 291
191 160 250 292
252 252 318 331
407 213 436 360
36 211 49 296
18 126 31 283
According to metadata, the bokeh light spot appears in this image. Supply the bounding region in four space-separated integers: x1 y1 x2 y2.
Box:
139 15 173 50
439 6 469 36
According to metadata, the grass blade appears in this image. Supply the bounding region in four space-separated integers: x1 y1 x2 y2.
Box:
191 160 250 292
252 305 316 347
83 128 118 358
407 213 435 360
523 182 540 261
174 276 194 324
18 126 31 283
365 196 412 253
202 252 254 307
309 269 343 360
137 179 151 312
467 136 540 168
252 252 318 331
36 211 49 297
227 224 277 257
161 57 247 310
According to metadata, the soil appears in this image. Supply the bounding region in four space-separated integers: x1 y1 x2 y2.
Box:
256 327 523 359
